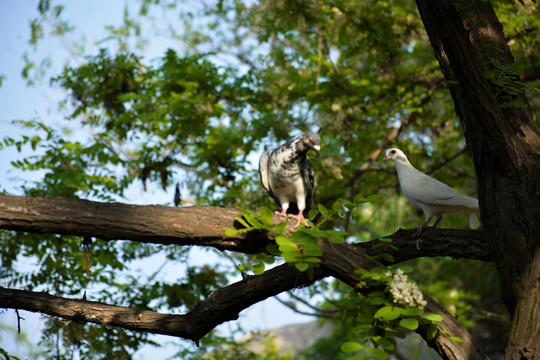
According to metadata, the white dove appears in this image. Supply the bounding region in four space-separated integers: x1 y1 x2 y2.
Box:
384 148 480 237
259 132 320 227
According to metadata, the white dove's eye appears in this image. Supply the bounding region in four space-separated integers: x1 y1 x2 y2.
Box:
390 150 396 154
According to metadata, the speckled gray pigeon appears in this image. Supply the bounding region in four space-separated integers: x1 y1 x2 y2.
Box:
259 132 321 227
384 148 480 238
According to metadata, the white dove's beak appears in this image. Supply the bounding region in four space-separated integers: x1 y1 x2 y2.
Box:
383 154 390 161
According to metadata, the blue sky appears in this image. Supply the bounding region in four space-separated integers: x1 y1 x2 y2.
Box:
0 1 313 358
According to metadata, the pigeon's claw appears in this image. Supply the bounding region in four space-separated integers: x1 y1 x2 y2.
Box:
275 208 288 217
289 212 309 227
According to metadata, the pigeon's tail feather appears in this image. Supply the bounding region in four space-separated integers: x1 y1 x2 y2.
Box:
469 214 480 229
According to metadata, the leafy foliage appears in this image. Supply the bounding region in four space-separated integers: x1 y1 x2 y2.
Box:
337 266 449 359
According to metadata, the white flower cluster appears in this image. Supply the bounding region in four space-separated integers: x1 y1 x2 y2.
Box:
386 268 427 309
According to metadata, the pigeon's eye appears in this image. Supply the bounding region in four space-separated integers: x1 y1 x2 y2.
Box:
390 150 396 154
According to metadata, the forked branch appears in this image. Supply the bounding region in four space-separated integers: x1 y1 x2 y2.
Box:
0 194 489 358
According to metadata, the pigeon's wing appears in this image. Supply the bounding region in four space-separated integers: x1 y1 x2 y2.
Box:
259 152 271 193
301 157 315 212
406 172 477 208
259 151 280 205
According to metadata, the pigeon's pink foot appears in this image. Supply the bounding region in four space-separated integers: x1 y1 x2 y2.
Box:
275 209 288 217
289 212 308 227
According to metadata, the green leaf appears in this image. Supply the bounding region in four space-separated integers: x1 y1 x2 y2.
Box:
369 297 385 305
422 313 444 322
381 253 395 262
299 227 328 237
302 244 322 257
353 323 373 333
318 203 329 217
325 229 349 236
367 346 389 359
295 263 309 272
252 262 265 275
238 207 259 220
223 228 238 236
274 221 287 235
399 318 419 330
399 307 423 317
238 207 263 228
308 207 319 220
254 253 267 262
329 235 345 243
282 252 302 263
357 312 377 323
368 290 385 298
373 336 396 352
275 236 298 253
278 243 299 253
426 324 439 340
292 230 318 245
259 206 274 226
398 265 413 273
374 306 400 321
275 235 294 246
259 254 276 264
236 217 251 229
341 341 364 353
449 336 464 343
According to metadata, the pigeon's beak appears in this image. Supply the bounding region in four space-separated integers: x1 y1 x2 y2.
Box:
312 144 321 156
383 154 390 161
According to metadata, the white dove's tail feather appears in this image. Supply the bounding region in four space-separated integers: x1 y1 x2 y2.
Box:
469 214 480 229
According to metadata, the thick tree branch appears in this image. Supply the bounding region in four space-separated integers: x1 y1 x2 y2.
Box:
0 194 488 261
0 194 275 254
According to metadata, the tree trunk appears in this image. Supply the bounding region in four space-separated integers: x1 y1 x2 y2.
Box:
415 0 540 358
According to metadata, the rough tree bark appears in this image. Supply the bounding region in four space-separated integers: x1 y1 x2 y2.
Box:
0 194 491 358
0 194 489 261
415 0 540 358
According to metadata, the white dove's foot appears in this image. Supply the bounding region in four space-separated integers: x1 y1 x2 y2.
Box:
413 225 438 238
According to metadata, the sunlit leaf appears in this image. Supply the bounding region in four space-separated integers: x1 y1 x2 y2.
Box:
341 341 364 353
399 318 419 330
